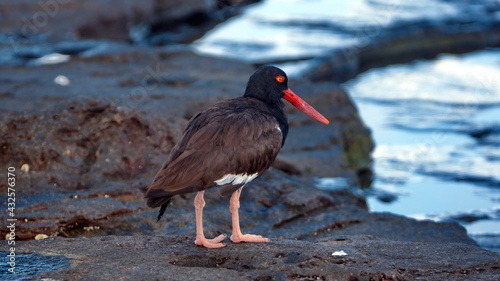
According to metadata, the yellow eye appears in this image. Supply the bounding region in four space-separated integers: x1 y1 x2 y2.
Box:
275 75 285 83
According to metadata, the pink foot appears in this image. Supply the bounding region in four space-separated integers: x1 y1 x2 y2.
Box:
195 234 227 249
231 233 270 244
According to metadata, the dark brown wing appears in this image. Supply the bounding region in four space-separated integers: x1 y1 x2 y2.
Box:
145 97 283 207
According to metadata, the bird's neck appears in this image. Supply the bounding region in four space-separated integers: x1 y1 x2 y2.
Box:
273 104 289 147
243 87 289 147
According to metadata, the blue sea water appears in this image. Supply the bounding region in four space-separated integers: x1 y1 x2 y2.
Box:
345 50 500 252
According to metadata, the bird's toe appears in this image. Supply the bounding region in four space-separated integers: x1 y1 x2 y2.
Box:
207 234 227 244
231 233 270 244
195 234 227 249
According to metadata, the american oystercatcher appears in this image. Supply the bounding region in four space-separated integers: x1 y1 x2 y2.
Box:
145 66 329 248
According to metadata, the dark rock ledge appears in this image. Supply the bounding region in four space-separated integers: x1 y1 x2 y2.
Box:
6 235 500 281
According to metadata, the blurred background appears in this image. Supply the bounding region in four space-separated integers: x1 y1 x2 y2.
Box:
1 0 499 252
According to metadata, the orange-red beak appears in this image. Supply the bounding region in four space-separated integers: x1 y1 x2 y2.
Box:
282 89 329 124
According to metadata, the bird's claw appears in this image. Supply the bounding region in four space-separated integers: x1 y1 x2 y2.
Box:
231 233 269 244
195 234 227 248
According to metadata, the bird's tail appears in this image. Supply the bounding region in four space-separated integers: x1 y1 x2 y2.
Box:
145 189 173 222
156 199 171 222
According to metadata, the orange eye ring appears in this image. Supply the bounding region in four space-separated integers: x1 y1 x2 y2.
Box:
275 75 285 83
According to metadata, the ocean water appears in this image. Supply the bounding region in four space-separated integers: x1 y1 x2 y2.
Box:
345 50 500 252
195 0 461 63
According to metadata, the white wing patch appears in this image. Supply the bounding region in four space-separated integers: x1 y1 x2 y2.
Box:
275 124 281 133
215 172 259 186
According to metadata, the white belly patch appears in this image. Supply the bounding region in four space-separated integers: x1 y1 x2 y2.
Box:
215 172 259 186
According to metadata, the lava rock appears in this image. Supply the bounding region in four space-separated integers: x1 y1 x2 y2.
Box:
9 235 500 281
0 0 248 42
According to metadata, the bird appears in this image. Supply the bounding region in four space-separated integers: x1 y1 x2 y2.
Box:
145 65 329 248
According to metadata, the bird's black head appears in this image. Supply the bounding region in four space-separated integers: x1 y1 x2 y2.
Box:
243 65 330 126
243 65 288 105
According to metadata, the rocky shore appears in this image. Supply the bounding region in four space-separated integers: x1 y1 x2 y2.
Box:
1 0 499 280
13 235 500 281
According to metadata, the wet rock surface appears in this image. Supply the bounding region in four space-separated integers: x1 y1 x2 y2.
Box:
0 0 256 66
0 0 254 43
6 235 500 281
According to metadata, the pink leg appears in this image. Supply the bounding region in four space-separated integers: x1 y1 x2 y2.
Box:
230 188 269 244
194 191 226 248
